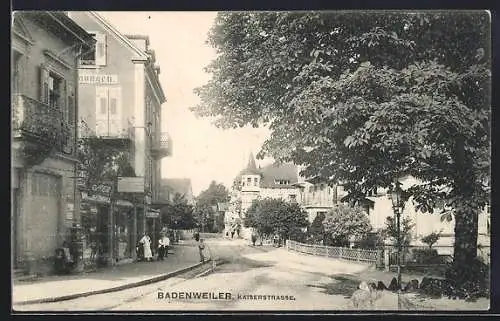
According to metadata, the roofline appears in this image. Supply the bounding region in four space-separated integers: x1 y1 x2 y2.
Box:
125 34 150 46
145 64 167 104
87 11 149 61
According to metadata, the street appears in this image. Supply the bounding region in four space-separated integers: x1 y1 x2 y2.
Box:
15 238 398 311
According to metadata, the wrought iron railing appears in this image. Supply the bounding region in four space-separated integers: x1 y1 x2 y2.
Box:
12 93 71 152
286 240 379 263
150 132 172 157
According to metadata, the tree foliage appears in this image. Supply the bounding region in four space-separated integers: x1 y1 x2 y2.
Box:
322 204 372 246
244 198 308 241
383 215 415 249
193 11 490 269
77 138 136 201
160 193 196 230
421 231 442 249
195 181 230 232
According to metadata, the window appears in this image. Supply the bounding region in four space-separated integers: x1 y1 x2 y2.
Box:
309 186 313 193
247 177 251 184
254 177 258 186
48 73 62 108
110 98 117 115
80 33 107 66
100 97 107 114
289 194 297 202
275 179 290 185
12 51 22 93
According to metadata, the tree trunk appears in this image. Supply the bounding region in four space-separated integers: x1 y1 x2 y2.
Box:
453 201 479 265
452 136 479 266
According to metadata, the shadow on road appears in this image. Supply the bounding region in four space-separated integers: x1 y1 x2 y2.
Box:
212 256 275 274
307 275 360 298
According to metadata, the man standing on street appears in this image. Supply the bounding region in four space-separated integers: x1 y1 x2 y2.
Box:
158 234 170 260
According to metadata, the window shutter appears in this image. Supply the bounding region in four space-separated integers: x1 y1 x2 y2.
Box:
39 65 49 104
95 87 108 136
95 33 107 66
67 80 75 125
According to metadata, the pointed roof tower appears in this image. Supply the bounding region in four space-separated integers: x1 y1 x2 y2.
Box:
240 152 261 175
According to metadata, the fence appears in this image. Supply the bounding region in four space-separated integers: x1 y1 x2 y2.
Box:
199 232 222 239
286 240 380 264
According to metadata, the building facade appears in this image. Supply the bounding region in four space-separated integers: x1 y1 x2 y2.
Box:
11 12 95 273
359 176 490 256
225 154 337 239
67 11 170 263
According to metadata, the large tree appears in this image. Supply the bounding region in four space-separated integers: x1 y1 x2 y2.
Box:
195 181 230 232
323 204 372 247
192 12 490 274
244 198 309 241
160 193 196 230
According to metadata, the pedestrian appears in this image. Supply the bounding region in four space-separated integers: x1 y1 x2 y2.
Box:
194 230 200 242
231 230 235 239
198 238 206 262
158 234 170 260
273 234 279 247
139 233 153 262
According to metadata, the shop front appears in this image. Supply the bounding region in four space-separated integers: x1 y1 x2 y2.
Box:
80 193 110 267
114 200 134 261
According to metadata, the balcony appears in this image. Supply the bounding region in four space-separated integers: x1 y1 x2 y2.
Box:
12 94 71 158
150 132 172 159
79 119 134 150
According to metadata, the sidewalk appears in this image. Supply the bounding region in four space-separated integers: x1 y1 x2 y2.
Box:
12 244 202 304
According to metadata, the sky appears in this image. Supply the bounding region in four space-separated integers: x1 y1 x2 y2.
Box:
98 12 272 196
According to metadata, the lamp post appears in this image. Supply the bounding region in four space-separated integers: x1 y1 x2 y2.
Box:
390 181 404 291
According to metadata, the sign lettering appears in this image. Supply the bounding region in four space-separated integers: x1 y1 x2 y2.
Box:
79 74 118 85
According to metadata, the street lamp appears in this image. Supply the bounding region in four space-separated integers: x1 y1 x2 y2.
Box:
389 180 404 291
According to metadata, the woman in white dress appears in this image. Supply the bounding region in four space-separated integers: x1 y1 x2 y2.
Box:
139 234 153 261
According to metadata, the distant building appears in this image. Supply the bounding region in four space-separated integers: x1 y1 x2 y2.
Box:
11 11 95 273
157 178 195 206
226 153 338 238
359 175 490 257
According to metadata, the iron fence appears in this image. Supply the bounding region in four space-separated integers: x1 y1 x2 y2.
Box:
286 240 379 264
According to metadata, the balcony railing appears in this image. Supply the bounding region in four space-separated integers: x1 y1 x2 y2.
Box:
12 94 71 152
150 132 172 159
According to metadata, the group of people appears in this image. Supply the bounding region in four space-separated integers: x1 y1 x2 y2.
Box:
136 230 208 263
137 232 170 262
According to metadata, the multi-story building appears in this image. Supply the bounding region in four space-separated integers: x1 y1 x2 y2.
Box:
358 176 490 258
225 153 337 238
11 12 95 273
67 11 170 263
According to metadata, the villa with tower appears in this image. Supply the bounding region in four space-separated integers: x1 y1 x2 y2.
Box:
224 153 340 239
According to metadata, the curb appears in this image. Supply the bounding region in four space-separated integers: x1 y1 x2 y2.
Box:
13 259 213 306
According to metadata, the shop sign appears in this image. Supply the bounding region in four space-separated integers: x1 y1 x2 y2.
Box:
117 177 145 193
82 191 111 204
145 209 160 218
79 73 118 85
88 183 113 202
115 199 134 208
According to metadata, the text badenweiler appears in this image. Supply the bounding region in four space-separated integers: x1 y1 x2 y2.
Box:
157 291 296 301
